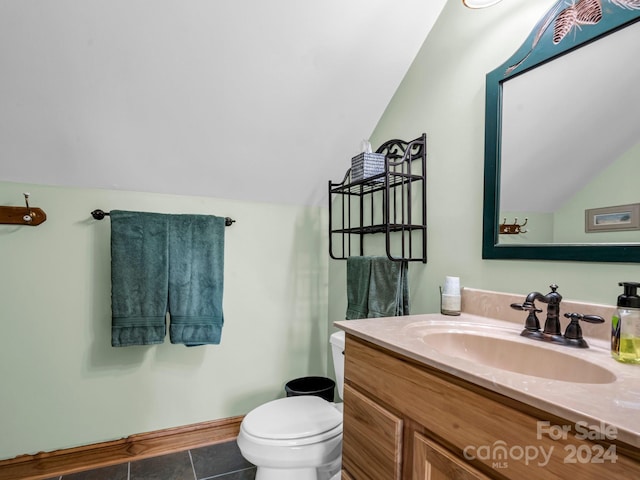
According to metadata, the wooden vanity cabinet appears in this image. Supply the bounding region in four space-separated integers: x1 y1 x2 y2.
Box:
341 334 640 480
342 383 403 479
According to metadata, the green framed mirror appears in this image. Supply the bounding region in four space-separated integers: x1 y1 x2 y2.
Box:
482 0 640 262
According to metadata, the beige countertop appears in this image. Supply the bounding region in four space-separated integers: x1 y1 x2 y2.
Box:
335 312 640 449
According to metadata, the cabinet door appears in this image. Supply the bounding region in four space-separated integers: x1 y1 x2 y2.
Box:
342 384 403 480
413 433 492 480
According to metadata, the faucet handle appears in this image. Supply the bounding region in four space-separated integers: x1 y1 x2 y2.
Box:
511 302 543 332
562 313 605 348
567 313 604 324
510 302 542 313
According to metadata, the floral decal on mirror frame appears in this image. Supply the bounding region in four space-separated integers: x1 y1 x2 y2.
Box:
506 0 640 75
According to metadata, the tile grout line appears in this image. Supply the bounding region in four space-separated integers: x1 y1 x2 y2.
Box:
188 449 198 480
200 466 256 480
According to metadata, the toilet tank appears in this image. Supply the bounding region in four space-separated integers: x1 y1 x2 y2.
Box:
329 331 346 400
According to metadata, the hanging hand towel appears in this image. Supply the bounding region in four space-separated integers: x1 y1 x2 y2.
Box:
168 214 225 346
110 211 169 346
346 256 373 320
368 257 409 318
345 256 409 319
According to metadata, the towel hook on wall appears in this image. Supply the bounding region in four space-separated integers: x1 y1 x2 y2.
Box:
0 193 47 226
499 217 528 234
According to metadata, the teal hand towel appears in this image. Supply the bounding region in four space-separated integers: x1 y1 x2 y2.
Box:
368 257 409 318
346 256 409 319
168 214 225 346
111 211 169 346
346 257 372 320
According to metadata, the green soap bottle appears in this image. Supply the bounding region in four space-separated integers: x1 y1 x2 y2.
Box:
611 281 640 364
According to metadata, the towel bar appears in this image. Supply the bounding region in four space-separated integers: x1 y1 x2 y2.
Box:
90 209 235 226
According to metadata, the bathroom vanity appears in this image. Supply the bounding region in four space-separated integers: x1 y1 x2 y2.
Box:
335 312 640 479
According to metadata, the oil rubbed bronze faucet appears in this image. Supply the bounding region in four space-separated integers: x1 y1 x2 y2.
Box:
511 284 604 348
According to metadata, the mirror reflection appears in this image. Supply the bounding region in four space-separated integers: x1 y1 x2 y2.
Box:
499 19 640 246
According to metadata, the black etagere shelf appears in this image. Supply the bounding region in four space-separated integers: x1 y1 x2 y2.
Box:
328 133 427 263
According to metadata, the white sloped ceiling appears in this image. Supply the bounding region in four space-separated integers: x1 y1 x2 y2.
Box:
0 0 447 206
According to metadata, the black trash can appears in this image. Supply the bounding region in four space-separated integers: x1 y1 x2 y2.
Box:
285 376 335 402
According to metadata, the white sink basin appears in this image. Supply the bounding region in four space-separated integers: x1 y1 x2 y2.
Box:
421 328 616 384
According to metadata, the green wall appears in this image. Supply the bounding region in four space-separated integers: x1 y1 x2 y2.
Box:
328 1 639 326
0 181 328 459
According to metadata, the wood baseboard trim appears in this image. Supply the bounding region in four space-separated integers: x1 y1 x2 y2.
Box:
0 416 243 480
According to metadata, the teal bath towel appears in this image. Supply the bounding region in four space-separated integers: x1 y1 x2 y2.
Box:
168 214 225 346
111 211 169 346
110 210 225 347
346 256 409 320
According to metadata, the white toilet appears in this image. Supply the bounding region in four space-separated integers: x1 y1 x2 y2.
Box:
237 330 346 480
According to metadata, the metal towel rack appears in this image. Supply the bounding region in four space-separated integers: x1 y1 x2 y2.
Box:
90 209 236 226
328 134 427 262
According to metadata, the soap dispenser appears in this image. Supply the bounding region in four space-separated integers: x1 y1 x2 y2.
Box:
611 281 640 364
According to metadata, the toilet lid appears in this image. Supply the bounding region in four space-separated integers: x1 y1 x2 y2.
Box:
242 396 342 440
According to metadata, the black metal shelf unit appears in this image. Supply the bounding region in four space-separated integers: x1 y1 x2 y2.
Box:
328 133 427 263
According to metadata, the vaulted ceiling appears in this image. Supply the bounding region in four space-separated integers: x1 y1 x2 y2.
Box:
1 1 447 206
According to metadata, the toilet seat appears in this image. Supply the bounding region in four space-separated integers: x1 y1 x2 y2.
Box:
240 422 342 448
241 396 342 446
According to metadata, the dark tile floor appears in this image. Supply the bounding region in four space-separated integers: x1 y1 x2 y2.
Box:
43 440 255 480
